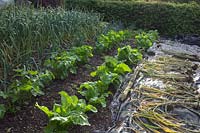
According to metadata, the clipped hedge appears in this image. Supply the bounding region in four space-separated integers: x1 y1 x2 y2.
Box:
102 0 200 4
65 0 200 35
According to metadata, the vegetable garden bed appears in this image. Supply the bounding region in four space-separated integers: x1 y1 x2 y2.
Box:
0 25 158 132
0 2 199 133
0 52 114 132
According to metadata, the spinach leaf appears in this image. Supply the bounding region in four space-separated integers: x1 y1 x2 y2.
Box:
36 91 97 132
117 45 142 66
78 81 110 107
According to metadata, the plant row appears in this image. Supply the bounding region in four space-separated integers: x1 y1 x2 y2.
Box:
0 45 93 119
96 30 132 52
0 29 131 119
36 30 159 132
0 6 102 91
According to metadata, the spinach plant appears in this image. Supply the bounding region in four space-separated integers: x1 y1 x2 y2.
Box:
78 81 110 108
135 30 159 51
69 45 93 64
80 56 132 108
91 56 132 80
96 30 131 52
104 56 132 75
44 45 93 79
8 69 55 103
44 52 77 80
36 91 97 132
117 45 143 66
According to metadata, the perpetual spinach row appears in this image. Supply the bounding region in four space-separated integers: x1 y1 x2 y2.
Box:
0 45 93 119
0 30 129 120
36 30 159 132
44 45 93 80
79 45 142 108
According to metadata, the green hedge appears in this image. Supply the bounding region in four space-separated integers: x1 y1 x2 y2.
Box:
99 0 200 4
65 0 200 35
157 0 200 3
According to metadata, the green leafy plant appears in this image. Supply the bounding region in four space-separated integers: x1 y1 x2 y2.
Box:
8 69 55 103
135 30 159 51
44 45 93 80
78 81 110 107
117 45 143 66
104 56 132 75
90 56 132 89
80 56 132 108
44 52 77 80
91 56 132 77
36 91 97 132
0 45 93 118
96 30 131 52
0 68 54 117
69 45 93 64
114 63 132 75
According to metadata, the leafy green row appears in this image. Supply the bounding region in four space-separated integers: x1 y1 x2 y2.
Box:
35 48 135 132
96 30 158 54
79 46 142 107
96 30 132 52
35 30 159 132
0 69 55 118
78 30 158 108
8 69 55 102
34 30 131 131
36 31 131 132
44 45 93 79
0 45 93 119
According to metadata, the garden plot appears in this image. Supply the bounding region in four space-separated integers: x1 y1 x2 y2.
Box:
108 40 200 133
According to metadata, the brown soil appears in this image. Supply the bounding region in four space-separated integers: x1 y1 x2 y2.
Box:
0 49 117 133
